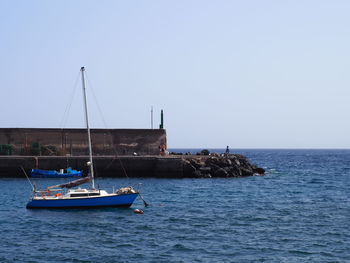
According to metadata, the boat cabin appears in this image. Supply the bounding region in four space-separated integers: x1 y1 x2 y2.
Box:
66 188 108 198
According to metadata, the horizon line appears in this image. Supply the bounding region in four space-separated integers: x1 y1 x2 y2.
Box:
167 147 350 150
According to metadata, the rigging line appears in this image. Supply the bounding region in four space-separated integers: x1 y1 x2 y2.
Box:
102 131 130 179
113 139 130 179
116 152 129 179
85 72 108 129
21 166 34 191
60 71 81 129
85 72 130 179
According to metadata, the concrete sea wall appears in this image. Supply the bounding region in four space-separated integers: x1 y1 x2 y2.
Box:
0 128 166 156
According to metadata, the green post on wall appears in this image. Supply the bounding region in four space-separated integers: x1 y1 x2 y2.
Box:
159 109 164 129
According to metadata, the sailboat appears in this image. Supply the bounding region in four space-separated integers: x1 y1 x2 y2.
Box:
26 67 140 209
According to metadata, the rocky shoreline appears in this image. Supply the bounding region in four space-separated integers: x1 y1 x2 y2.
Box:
181 154 265 178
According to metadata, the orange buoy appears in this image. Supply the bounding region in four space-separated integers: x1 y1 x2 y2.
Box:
133 209 144 214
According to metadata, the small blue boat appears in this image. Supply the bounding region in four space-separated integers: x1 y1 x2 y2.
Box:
31 167 83 178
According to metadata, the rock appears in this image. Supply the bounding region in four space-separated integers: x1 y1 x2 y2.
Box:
189 159 202 169
240 167 254 177
197 149 210 155
209 164 221 173
253 167 265 174
193 170 203 178
228 166 241 177
214 168 229 177
183 160 197 177
199 167 211 174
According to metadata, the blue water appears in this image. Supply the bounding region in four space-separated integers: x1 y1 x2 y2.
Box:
0 149 349 262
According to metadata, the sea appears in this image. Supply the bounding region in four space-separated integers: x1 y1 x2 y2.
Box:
0 149 349 263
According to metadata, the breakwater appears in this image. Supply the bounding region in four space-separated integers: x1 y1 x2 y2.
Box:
0 154 264 178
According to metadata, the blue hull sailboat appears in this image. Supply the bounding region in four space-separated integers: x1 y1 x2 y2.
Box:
26 186 139 209
26 67 141 209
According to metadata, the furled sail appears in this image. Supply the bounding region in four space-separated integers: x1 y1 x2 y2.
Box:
48 176 91 189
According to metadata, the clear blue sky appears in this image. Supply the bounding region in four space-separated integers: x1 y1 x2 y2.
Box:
1 0 350 148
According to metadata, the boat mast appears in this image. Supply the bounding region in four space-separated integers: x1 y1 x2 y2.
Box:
81 67 95 189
